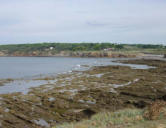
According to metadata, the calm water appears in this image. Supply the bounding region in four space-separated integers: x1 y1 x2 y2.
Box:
0 57 113 79
0 57 154 94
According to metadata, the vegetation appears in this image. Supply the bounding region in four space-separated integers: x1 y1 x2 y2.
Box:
54 109 145 128
54 101 166 128
0 42 165 54
53 109 166 128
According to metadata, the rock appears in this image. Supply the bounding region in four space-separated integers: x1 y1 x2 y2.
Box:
164 54 166 58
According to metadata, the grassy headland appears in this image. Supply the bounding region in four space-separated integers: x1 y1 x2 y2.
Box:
0 43 165 57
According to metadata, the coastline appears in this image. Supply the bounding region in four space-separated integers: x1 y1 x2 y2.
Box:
0 51 139 58
0 58 166 127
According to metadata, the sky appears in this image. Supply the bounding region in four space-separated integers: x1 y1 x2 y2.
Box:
0 0 166 45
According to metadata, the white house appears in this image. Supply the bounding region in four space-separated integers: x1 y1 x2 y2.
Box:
50 47 54 50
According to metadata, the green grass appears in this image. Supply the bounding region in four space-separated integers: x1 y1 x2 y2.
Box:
53 108 166 128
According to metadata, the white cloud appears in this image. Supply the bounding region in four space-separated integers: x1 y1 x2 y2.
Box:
0 0 166 44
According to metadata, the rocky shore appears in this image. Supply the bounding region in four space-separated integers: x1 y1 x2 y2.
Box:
0 59 166 128
0 50 138 58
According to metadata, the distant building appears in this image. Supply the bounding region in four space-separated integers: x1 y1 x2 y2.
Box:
103 48 114 51
49 47 54 50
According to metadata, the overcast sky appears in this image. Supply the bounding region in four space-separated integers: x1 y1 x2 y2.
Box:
0 0 166 44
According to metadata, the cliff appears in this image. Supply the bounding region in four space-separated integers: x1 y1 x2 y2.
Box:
0 50 137 58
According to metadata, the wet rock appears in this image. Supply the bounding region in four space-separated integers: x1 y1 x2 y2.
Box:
159 95 166 101
133 100 147 108
34 119 50 128
0 59 166 127
82 109 96 118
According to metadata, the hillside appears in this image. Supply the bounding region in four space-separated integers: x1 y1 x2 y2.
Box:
0 43 165 57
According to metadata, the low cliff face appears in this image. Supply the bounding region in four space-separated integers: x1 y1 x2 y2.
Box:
0 51 6 56
0 50 137 58
70 51 137 58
